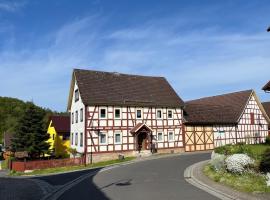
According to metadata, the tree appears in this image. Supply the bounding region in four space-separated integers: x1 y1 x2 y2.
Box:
11 102 50 158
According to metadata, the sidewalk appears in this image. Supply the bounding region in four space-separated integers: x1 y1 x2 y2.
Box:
184 160 270 200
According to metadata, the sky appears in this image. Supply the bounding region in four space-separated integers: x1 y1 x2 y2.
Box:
0 0 270 111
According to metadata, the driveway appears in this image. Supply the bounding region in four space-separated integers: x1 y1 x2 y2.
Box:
57 152 218 200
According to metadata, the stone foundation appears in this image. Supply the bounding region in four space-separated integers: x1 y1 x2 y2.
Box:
86 147 185 164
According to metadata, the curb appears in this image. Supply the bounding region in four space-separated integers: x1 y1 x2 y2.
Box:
184 160 237 200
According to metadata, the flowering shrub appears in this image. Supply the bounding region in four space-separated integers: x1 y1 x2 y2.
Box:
225 154 254 174
266 173 270 187
210 151 225 171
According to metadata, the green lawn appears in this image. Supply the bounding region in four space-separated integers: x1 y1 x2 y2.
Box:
204 164 270 193
10 156 136 176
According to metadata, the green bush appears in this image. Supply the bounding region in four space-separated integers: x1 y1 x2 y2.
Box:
259 148 270 173
265 136 270 145
214 143 252 156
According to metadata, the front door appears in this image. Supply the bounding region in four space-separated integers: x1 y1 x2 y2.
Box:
137 132 147 152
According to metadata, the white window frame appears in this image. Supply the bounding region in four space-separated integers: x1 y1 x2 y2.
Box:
168 131 174 142
99 107 107 119
71 112 74 124
75 132 78 146
71 133 73 145
75 110 78 123
80 108 83 122
99 132 108 145
156 109 162 119
167 109 173 119
80 132 83 147
157 132 164 142
74 89 79 102
114 132 122 144
114 107 122 119
136 109 143 119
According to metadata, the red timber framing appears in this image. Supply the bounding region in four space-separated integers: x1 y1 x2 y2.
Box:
85 106 184 155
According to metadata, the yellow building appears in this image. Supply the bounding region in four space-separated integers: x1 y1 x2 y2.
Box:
47 116 70 157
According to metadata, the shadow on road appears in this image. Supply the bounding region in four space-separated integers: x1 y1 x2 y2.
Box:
58 168 111 200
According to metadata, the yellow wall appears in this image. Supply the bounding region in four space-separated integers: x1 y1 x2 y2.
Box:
47 120 70 157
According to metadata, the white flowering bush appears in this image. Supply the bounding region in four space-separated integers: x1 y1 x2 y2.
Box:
210 151 225 171
225 154 254 174
266 173 270 187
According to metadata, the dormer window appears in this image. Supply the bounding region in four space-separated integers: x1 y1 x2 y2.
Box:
75 89 79 102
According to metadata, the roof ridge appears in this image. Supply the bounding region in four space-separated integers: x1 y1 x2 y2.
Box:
186 89 253 103
73 68 165 79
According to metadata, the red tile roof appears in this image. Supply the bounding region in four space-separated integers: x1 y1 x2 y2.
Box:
73 69 184 108
184 90 253 125
50 116 70 133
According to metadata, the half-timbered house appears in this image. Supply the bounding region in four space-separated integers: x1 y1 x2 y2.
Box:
184 90 270 152
262 102 270 136
67 69 185 163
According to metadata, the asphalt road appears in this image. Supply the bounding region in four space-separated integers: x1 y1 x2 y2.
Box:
57 153 218 200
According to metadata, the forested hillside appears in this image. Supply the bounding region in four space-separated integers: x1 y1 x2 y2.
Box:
0 97 67 143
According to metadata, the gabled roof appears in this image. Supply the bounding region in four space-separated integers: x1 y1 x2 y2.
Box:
68 69 184 110
49 116 70 133
130 123 153 134
184 90 261 125
262 102 270 118
262 81 270 91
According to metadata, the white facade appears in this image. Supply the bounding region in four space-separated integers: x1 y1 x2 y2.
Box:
214 94 269 147
85 106 183 154
70 79 85 153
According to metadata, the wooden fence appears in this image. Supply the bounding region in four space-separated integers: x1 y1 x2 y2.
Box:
11 157 84 172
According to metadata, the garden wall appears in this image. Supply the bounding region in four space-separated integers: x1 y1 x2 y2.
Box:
11 157 84 172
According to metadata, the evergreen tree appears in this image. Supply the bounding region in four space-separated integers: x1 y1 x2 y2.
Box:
11 102 50 158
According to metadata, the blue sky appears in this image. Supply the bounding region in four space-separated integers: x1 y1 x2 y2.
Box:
0 0 270 111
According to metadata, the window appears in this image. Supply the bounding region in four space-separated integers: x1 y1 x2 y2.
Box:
99 132 107 144
136 109 142 119
100 108 107 118
80 108 83 122
114 108 121 119
157 132 163 142
71 133 73 145
71 112 74 124
250 113 255 125
114 132 122 144
80 132 83 147
75 133 78 145
157 109 162 119
75 89 79 102
75 110 78 123
167 110 173 119
168 131 174 141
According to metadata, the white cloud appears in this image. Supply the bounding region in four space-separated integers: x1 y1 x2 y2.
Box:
0 14 270 111
0 0 26 12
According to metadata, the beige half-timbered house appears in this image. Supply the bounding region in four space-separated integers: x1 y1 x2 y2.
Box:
67 69 185 163
184 90 270 152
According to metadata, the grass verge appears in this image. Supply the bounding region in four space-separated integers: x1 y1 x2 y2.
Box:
10 156 136 176
204 164 270 193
